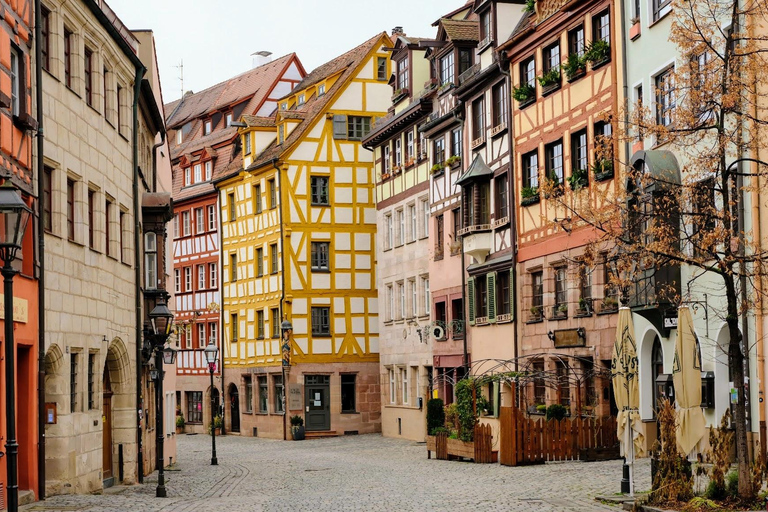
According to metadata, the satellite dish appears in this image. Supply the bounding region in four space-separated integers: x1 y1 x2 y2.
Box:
431 325 445 340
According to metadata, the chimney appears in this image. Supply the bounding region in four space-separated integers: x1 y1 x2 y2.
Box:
391 26 405 37
251 51 272 68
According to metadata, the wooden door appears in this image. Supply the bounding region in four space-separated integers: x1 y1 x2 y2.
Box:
230 387 240 433
102 369 113 480
304 375 330 431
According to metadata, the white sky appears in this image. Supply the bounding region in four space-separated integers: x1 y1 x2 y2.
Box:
106 0 457 106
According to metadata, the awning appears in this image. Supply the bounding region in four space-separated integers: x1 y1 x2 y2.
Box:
628 149 681 192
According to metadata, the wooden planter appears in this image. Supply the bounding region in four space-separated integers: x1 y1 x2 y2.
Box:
578 445 620 462
426 425 497 463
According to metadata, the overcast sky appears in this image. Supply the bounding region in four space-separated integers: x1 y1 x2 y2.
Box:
107 0 455 106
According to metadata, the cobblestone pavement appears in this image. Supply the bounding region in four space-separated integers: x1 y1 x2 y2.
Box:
23 433 651 511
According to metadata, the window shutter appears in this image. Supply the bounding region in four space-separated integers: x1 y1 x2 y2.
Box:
509 268 515 323
487 272 496 323
333 115 347 140
468 277 476 325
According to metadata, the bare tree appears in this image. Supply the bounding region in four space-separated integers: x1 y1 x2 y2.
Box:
543 0 768 497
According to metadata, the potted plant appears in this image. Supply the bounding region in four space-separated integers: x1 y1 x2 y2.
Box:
578 297 592 314
208 414 223 435
545 404 568 421
563 52 587 82
524 0 535 13
584 39 611 67
555 303 568 318
521 186 540 206
529 305 542 320
176 414 185 434
537 66 562 94
290 415 305 440
592 159 614 181
567 167 589 190
602 296 618 311
512 82 536 106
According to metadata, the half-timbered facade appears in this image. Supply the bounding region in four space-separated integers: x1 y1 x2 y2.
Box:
217 33 391 439
500 0 619 419
422 6 476 404
454 0 524 428
167 54 305 434
362 30 433 442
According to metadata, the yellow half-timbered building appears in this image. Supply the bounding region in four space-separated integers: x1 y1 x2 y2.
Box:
215 32 392 438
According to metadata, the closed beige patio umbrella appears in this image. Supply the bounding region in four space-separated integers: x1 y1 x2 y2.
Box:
672 306 705 457
612 306 644 495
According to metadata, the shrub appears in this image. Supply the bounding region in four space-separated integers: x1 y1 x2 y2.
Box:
649 399 693 505
176 415 185 428
454 378 482 442
725 471 739 497
426 398 445 435
524 0 535 13
545 404 568 421
290 415 304 427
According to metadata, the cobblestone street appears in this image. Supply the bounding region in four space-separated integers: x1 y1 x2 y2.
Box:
23 433 651 511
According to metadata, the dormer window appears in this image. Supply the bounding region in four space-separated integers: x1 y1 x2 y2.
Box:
244 134 252 155
480 10 492 44
281 102 287 110
184 167 191 186
204 119 212 135
440 52 454 85
377 56 387 81
226 113 233 127
176 130 182 145
298 94 305 106
194 163 202 183
205 161 213 181
397 56 409 90
383 145 391 173
318 84 325 96
278 124 285 144
459 49 473 76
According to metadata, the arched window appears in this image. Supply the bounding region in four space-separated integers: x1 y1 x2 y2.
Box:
144 232 157 289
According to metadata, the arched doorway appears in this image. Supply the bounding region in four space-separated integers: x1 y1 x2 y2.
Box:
212 387 220 421
651 336 663 416
229 384 240 433
102 366 114 485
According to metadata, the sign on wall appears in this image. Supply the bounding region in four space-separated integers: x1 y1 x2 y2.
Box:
288 384 302 410
0 295 28 323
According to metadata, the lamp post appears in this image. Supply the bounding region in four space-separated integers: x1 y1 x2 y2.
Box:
281 320 292 441
148 299 175 498
204 339 218 465
0 180 32 512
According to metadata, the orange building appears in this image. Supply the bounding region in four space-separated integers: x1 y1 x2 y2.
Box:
0 0 40 505
500 0 619 418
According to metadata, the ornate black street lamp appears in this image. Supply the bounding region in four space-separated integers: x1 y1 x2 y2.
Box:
204 339 219 465
0 180 32 512
148 299 174 498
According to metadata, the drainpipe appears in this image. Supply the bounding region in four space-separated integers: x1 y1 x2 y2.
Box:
34 0 46 498
273 159 286 440
216 185 224 435
132 64 146 483
497 50 519 378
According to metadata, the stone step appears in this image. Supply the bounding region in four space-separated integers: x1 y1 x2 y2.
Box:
19 489 35 506
305 430 338 439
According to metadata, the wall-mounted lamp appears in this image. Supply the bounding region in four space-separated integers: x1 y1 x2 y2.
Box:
577 327 586 341
547 331 555 342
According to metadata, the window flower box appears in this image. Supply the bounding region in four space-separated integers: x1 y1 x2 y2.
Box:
592 160 614 182
513 83 536 107
521 186 540 206
567 168 589 190
537 67 561 96
585 40 611 69
563 53 587 82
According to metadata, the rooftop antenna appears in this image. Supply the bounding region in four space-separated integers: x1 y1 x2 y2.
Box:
174 59 184 96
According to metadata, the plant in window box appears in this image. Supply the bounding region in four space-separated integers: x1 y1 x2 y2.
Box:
543 172 563 198
601 296 618 311
392 87 408 100
529 305 542 320
445 155 461 168
577 297 592 315
431 163 445 174
512 82 536 104
521 186 540 206
290 415 305 440
438 81 454 93
592 159 614 181
584 39 611 67
524 0 535 13
537 66 562 93
404 158 415 168
563 52 587 82
567 167 589 190
176 414 185 434
554 303 568 318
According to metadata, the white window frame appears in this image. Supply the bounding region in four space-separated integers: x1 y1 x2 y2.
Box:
398 282 405 319
184 267 192 291
209 322 218 345
184 168 191 186
205 161 213 181
10 47 19 117
197 323 205 348
385 213 393 249
394 138 402 167
387 284 394 321
195 208 204 233
182 211 190 236
144 232 157 289
410 278 417 318
423 277 430 315
406 131 414 162
421 199 429 238
396 209 404 246
194 163 202 183
173 215 179 238
401 367 409 404
208 205 216 231
198 264 206 289
389 368 396 404
174 269 181 293
210 262 218 288
408 204 416 242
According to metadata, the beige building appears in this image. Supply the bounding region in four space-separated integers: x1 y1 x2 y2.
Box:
363 29 433 442
39 0 171 495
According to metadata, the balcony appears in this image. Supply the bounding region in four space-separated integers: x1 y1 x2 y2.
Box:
461 228 492 263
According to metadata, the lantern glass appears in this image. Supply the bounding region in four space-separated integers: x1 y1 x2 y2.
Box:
162 346 177 365
0 181 32 251
149 300 174 337
149 368 159 381
204 340 218 365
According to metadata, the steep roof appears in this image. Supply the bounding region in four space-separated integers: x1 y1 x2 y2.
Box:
165 53 297 129
241 32 391 175
242 115 276 128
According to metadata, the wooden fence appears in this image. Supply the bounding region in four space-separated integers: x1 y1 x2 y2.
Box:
499 405 619 466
